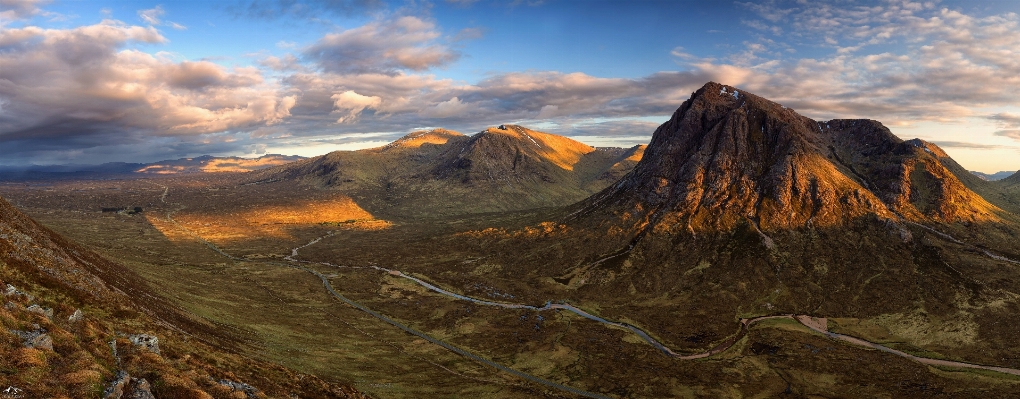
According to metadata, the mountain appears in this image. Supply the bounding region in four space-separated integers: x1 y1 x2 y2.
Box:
441 82 1020 370
0 154 304 179
257 126 645 217
0 195 366 398
573 82 1000 234
1003 170 1020 186
971 170 1017 181
134 154 304 174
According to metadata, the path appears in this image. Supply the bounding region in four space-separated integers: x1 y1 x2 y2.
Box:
290 231 1020 376
151 180 1020 398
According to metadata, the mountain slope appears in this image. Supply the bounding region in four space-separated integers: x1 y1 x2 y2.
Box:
0 196 367 398
433 82 1020 371
257 126 645 217
971 170 1016 181
574 82 1004 235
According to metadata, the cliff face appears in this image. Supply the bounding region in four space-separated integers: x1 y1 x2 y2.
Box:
577 82 1002 234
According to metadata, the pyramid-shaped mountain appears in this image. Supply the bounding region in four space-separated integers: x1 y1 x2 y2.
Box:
575 82 1001 233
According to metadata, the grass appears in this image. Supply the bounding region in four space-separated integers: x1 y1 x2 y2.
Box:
3 176 1020 398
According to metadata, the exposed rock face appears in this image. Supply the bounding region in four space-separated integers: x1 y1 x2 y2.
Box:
125 378 156 399
217 379 260 398
578 82 1003 233
128 334 160 355
25 304 53 320
10 329 53 350
103 371 130 399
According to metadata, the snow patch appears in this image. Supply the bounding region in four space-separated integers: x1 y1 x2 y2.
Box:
720 87 728 95
732 90 740 99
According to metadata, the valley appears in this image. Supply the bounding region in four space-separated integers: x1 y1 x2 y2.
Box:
3 83 1020 398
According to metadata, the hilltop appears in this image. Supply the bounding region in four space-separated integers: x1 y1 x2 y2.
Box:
255 125 645 217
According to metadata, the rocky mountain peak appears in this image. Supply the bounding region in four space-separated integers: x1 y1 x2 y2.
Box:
586 82 894 233
579 82 1004 233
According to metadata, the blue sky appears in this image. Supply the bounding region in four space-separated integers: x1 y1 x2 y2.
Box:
2 0 1019 173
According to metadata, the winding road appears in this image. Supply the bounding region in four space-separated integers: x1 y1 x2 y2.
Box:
149 181 1020 399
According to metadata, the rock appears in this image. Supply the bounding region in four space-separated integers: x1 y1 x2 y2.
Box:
2 386 25 399
10 329 53 351
26 333 53 351
218 379 260 398
2 285 32 301
103 370 130 399
126 378 156 399
68 309 84 323
128 334 160 354
4 302 18 311
26 304 54 319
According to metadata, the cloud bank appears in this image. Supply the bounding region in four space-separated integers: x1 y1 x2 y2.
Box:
2 0 1019 168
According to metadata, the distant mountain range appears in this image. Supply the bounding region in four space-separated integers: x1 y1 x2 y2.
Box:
0 154 305 178
971 170 1018 181
254 125 645 217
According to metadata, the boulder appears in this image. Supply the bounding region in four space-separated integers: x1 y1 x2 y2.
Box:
26 304 53 319
126 378 156 399
218 379 260 398
10 329 53 351
2 386 25 398
103 370 130 399
128 334 160 354
68 309 84 323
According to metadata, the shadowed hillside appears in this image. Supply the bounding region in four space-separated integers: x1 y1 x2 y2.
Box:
0 195 368 398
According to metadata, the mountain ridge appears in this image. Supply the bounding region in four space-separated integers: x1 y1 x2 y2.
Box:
256 125 646 217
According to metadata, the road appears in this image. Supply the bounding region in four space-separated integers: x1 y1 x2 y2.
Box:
150 181 1020 399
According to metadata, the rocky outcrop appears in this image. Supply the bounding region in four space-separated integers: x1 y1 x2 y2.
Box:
128 334 160 355
10 329 53 351
102 371 156 399
217 379 260 398
103 371 131 399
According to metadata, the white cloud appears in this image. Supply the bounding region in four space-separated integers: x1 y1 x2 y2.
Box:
303 16 459 74
0 0 49 23
331 90 382 123
0 19 296 161
138 5 163 25
137 5 187 30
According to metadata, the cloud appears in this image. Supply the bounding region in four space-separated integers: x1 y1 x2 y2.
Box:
989 112 1020 128
0 0 49 22
138 5 164 25
331 90 381 123
304 16 459 74
226 0 384 19
931 141 1017 150
138 5 187 29
995 130 1020 140
704 1 1020 126
0 19 295 163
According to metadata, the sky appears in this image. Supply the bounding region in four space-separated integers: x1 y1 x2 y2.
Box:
1 0 1019 173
